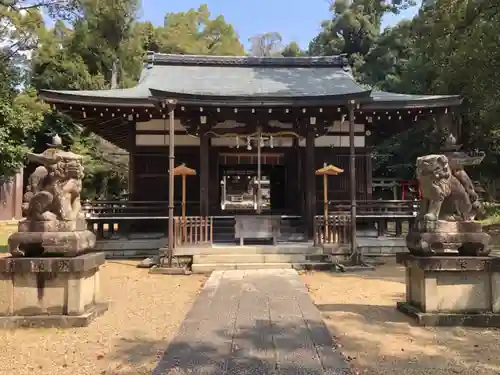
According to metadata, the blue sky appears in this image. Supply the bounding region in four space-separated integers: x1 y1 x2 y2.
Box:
138 0 421 49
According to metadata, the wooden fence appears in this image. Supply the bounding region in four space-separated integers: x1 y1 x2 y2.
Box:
173 216 213 247
313 215 351 246
314 200 419 246
84 199 419 248
324 200 419 217
84 201 213 247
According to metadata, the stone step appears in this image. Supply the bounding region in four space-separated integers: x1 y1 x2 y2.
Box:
191 262 332 273
193 253 327 264
213 228 305 233
95 238 165 251
176 244 321 256
103 249 159 259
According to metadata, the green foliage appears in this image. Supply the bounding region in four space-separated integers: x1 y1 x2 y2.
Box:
24 0 141 197
70 134 129 199
371 121 435 179
26 2 244 198
281 41 307 57
307 0 500 184
0 0 87 179
2 0 500 199
308 0 415 68
0 5 47 178
0 88 47 177
375 0 500 180
359 20 414 92
155 5 244 56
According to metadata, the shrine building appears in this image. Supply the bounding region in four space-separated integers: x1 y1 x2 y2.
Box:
38 52 462 251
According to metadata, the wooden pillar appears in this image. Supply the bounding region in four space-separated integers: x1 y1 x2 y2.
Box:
348 101 358 261
200 129 210 216
366 150 373 200
208 146 219 215
166 100 176 268
292 137 300 214
305 126 316 238
128 119 136 199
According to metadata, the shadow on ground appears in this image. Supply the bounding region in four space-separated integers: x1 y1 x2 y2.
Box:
108 319 353 375
316 300 414 324
304 260 407 284
303 267 500 374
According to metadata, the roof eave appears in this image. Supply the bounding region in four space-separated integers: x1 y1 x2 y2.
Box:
148 88 372 107
147 52 350 68
361 96 463 110
39 90 154 107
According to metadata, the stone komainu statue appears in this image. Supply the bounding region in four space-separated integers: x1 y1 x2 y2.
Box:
407 154 490 256
9 136 96 257
22 149 84 222
416 154 481 222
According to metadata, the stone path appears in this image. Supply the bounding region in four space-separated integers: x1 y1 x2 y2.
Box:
153 269 352 375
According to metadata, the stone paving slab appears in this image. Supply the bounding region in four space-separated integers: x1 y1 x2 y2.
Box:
153 269 353 375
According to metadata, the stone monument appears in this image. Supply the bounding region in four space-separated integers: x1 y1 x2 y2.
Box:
0 135 107 328
397 134 500 326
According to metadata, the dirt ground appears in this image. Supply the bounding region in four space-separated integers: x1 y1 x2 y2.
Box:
0 222 16 251
302 261 500 375
0 260 206 375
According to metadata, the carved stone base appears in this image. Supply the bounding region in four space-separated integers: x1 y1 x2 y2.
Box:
0 253 107 328
396 253 500 327
406 220 491 256
8 229 96 257
17 217 87 233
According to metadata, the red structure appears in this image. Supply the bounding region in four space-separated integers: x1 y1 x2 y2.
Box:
401 180 421 201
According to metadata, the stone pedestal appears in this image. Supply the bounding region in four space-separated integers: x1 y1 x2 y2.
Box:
8 218 96 257
0 252 107 328
396 253 500 326
406 220 491 256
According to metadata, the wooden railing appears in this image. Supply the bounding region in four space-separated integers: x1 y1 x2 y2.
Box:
83 200 201 217
322 200 419 217
315 200 419 239
173 216 213 247
83 199 420 245
313 215 351 246
83 201 211 246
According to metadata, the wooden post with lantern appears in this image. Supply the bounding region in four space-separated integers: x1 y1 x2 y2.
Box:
315 164 344 242
173 163 197 242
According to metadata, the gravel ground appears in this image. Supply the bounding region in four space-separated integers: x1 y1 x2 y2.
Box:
301 261 500 375
0 260 206 375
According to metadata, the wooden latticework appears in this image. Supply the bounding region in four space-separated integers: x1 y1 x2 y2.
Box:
174 216 212 247
313 215 351 246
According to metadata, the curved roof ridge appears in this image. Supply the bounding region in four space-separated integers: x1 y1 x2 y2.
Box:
145 51 350 68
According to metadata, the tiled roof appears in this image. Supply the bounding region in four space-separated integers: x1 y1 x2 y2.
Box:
38 53 461 108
